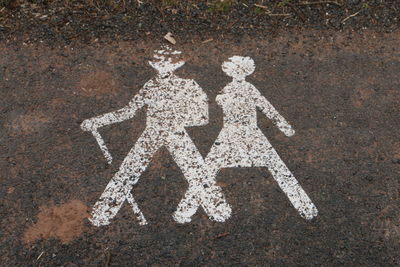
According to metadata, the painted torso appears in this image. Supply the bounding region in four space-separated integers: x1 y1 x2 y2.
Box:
142 74 208 130
216 81 257 128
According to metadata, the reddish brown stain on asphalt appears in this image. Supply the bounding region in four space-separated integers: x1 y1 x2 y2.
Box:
24 200 89 244
9 111 51 135
79 71 119 96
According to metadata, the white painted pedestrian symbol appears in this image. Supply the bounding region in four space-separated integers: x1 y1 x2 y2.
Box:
81 47 230 226
81 50 318 227
176 56 318 220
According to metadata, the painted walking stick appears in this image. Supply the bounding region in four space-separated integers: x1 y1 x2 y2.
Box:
91 129 113 165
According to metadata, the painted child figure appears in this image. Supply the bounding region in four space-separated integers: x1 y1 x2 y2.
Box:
81 47 230 226
176 56 318 220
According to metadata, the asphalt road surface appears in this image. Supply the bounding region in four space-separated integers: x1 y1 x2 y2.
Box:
1 30 399 265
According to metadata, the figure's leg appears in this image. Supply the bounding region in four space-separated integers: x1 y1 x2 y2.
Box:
263 147 318 220
168 131 231 223
174 152 229 222
90 131 159 226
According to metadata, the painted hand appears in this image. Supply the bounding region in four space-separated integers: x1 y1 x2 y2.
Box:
80 119 96 132
285 127 295 137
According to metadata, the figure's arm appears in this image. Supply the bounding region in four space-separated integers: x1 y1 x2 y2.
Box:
81 90 146 131
188 81 209 126
252 86 295 137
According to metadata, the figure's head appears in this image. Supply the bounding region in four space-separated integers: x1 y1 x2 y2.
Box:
222 56 255 81
149 46 185 75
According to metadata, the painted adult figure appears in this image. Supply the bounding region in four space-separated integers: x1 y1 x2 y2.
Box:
81 48 230 226
176 56 318 220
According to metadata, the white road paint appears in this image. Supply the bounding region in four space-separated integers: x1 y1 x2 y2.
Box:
175 56 318 220
81 46 229 226
126 191 147 225
81 50 318 226
91 129 113 165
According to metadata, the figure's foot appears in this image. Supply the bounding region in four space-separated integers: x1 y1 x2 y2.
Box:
172 211 193 224
206 201 232 222
89 213 111 227
173 201 232 223
298 202 318 220
89 200 123 227
199 185 232 222
173 194 200 223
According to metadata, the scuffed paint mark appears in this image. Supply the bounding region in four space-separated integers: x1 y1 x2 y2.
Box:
81 46 229 226
175 56 318 220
